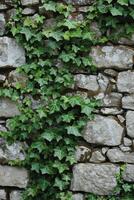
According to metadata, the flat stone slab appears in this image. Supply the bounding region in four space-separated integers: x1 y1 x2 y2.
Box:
90 46 134 70
126 111 134 138
63 0 94 5
21 0 39 6
107 148 134 163
71 163 119 195
123 164 134 182
83 115 123 146
122 95 134 110
0 165 28 188
0 37 25 68
117 71 134 93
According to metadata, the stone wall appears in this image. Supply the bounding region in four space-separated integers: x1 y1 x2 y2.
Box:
0 0 134 200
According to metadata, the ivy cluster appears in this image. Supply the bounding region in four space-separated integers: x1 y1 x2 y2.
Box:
1 0 134 199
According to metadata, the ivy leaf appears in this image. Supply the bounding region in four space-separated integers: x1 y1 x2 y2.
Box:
41 131 55 142
129 0 134 4
66 126 81 136
117 0 128 5
110 7 123 16
54 148 66 160
31 163 40 173
20 27 33 41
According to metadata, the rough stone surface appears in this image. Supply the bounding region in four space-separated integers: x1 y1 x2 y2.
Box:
107 148 134 163
0 165 28 188
8 70 28 88
74 74 99 95
117 71 134 93
104 69 118 77
10 190 22 200
72 193 84 200
119 145 131 152
90 150 106 163
101 93 122 108
0 74 6 82
0 142 25 163
75 146 91 162
123 164 134 182
0 37 25 68
123 137 132 147
22 8 36 15
83 115 123 146
100 108 123 115
90 46 134 70
71 163 119 195
0 189 6 199
0 14 5 36
126 111 134 138
97 73 109 93
122 95 134 110
0 98 20 118
118 35 134 45
21 0 39 6
63 0 94 5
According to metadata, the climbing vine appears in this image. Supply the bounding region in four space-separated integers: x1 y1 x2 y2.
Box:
1 0 134 199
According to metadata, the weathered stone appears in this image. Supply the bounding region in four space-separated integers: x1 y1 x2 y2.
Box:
8 70 28 88
119 145 131 152
0 37 25 68
90 46 134 70
0 165 28 188
0 98 20 118
0 124 7 132
104 69 118 77
0 142 25 163
7 9 16 20
63 0 94 5
122 95 134 110
75 146 91 162
0 189 6 199
117 71 134 93
0 4 8 10
0 74 6 82
102 147 109 155
22 8 36 15
107 148 134 163
100 108 123 115
126 111 134 138
118 35 134 45
123 164 134 182
117 115 125 123
97 73 109 93
21 0 39 6
0 14 5 36
71 163 119 195
90 150 106 163
83 115 123 146
123 137 132 147
90 22 102 38
72 193 84 200
5 0 13 5
74 74 99 95
101 93 122 108
10 190 22 200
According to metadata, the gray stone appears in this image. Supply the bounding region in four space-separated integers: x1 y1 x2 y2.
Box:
0 98 20 118
117 71 134 93
90 150 106 163
126 111 134 138
104 69 118 77
0 165 28 188
0 74 6 83
90 46 134 70
122 95 134 110
0 14 5 36
5 0 13 5
7 9 16 20
22 8 36 15
21 0 39 6
0 142 25 163
0 124 7 132
75 146 91 162
117 115 125 123
0 37 25 68
10 190 22 200
107 148 134 163
0 189 6 199
72 193 84 200
123 164 134 182
71 163 119 195
101 93 122 108
74 74 99 95
63 0 94 5
118 35 134 45
102 147 109 155
8 70 28 88
100 108 123 115
90 22 102 38
97 73 109 93
119 145 131 152
0 4 8 10
123 137 132 147
83 115 123 146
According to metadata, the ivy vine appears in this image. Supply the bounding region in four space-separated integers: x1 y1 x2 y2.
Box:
1 0 134 199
